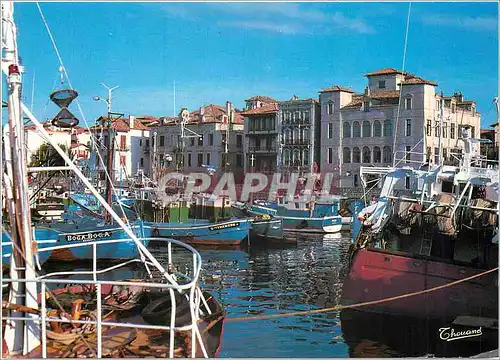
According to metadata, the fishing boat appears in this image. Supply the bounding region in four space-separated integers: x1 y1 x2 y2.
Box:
1 4 225 358
231 202 287 243
341 122 499 321
248 197 345 233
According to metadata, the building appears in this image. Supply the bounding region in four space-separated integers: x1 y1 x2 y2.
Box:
90 115 151 183
241 96 279 172
24 122 91 164
242 95 321 174
319 68 481 188
278 96 321 173
480 128 499 160
151 102 244 178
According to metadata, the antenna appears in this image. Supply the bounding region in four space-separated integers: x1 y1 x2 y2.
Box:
173 80 176 116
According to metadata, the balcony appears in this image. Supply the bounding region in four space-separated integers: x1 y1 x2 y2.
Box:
248 145 278 153
282 119 311 126
143 146 150 154
282 139 310 146
248 127 278 134
117 146 130 151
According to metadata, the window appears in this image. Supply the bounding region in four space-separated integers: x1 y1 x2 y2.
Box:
450 123 455 139
120 155 126 165
373 120 381 137
435 122 440 137
383 120 393 137
373 146 381 163
236 135 242 148
140 157 144 167
303 150 309 165
328 123 333 139
451 103 456 114
436 100 440 110
190 138 195 146
206 153 211 165
426 147 431 162
426 120 432 136
472 106 476 117
442 122 448 138
352 147 361 163
343 122 351 138
405 176 411 190
405 146 411 163
354 174 359 188
434 147 440 164
151 137 154 147
139 139 142 146
197 153 203 166
471 126 476 138
405 97 412 110
159 135 165 147
188 153 192 167
352 121 361 137
236 154 243 167
209 134 214 146
443 148 448 161
378 80 386 89
198 135 203 146
328 148 333 164
364 101 370 112
362 146 371 163
327 103 334 115
362 121 371 137
283 149 291 166
304 111 310 122
343 147 351 163
145 139 149 147
383 146 392 163
405 119 412 136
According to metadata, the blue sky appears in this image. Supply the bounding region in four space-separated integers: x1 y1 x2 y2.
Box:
7 1 499 128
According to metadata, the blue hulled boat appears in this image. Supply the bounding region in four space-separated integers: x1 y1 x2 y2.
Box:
249 198 345 233
145 218 251 246
231 202 286 242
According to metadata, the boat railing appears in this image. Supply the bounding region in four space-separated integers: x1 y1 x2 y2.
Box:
2 237 212 358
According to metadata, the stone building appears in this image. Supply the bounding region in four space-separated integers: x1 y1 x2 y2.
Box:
319 68 481 188
150 103 244 177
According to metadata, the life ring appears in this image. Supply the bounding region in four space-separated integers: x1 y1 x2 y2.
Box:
152 228 160 237
141 292 192 327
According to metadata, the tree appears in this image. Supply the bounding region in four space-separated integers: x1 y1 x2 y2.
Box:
29 142 71 167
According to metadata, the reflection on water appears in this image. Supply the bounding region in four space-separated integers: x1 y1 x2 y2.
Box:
42 231 497 357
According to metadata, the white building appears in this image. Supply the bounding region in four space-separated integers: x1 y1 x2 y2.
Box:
319 68 481 188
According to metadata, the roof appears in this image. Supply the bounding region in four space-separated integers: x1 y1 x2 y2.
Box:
401 75 438 86
342 90 400 109
240 103 279 116
244 95 277 103
365 68 410 77
319 85 355 93
91 117 150 132
189 104 244 124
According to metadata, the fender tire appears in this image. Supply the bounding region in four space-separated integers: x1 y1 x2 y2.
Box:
141 293 192 327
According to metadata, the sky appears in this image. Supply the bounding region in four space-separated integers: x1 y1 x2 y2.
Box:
5 1 499 128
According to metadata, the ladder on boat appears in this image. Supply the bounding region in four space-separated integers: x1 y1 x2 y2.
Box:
419 228 433 256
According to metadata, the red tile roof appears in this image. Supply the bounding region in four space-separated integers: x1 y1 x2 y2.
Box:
189 104 244 124
365 68 410 77
319 85 355 93
401 75 438 86
240 103 279 116
90 117 150 132
244 95 278 103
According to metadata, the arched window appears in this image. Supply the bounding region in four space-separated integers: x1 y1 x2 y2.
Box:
302 128 309 143
283 149 291 166
293 128 300 143
284 129 291 144
362 121 371 137
373 120 382 137
352 147 361 163
383 146 392 163
343 122 351 138
373 146 381 163
352 122 361 137
383 120 393 137
303 149 309 165
343 147 351 163
293 150 300 166
362 146 371 163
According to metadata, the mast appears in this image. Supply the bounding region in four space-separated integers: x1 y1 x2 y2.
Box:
2 2 41 354
437 97 444 167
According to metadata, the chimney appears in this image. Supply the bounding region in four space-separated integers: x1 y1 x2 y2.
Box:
226 101 233 124
129 115 136 129
364 86 370 97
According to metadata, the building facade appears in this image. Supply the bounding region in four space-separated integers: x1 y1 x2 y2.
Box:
319 68 481 188
151 103 244 178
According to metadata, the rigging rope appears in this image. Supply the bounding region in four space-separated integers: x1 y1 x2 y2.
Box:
392 1 412 167
226 265 498 322
35 3 131 228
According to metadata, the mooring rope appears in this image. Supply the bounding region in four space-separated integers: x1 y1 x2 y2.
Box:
225 266 498 322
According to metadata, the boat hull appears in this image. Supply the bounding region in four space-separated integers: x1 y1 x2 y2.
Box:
341 248 498 320
36 222 150 261
145 219 250 246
